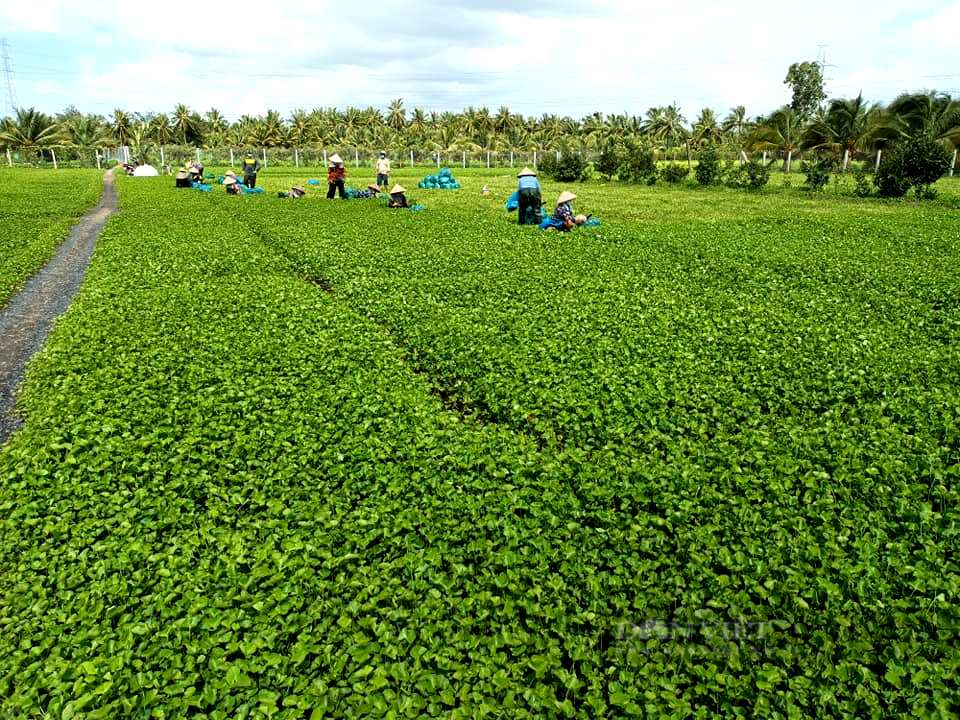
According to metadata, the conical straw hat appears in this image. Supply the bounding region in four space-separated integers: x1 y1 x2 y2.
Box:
223 176 237 185
175 171 189 180
390 184 406 194
328 153 343 164
557 190 577 204
225 170 237 177
517 167 536 177
367 184 381 192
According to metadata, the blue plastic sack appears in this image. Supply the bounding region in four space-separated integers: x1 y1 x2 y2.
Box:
307 179 320 186
506 191 520 212
539 216 564 231
409 204 426 212
584 217 601 227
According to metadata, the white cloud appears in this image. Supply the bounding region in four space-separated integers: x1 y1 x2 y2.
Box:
5 0 959 120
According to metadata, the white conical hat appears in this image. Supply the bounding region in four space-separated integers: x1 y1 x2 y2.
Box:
517 167 536 177
225 170 237 177
557 190 577 204
223 176 237 185
328 153 343 164
367 184 382 192
390 184 406 194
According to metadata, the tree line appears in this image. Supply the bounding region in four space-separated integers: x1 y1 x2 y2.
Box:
1 80 957 170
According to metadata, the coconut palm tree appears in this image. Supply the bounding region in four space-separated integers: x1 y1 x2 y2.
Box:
172 104 200 145
205 108 228 137
802 93 893 160
749 106 803 169
110 109 132 147
387 99 406 133
0 108 62 159
888 91 960 148
722 106 750 141
63 114 113 162
692 108 724 147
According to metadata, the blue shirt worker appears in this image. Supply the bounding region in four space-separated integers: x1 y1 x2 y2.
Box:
516 167 542 225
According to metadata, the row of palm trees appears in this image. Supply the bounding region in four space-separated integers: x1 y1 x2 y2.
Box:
2 93 958 166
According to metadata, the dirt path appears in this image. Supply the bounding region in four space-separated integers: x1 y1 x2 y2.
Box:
0 171 118 443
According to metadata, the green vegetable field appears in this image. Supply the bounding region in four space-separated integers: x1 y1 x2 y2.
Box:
0 168 103 307
1 169 958 718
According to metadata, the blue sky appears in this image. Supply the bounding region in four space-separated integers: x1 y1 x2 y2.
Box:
1 0 958 122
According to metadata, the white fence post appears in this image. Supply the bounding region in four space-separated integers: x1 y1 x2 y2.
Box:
842 149 849 172
510 150 514 167
951 149 957 177
875 149 882 173
6 148 11 166
322 150 327 166
533 150 537 168
159 146 165 166
229 148 234 166
436 152 440 169
95 151 101 170
462 150 466 168
410 149 414 167
262 148 267 165
50 148 58 170
785 150 792 174
486 151 490 169
294 148 299 167
762 151 766 166
355 148 359 165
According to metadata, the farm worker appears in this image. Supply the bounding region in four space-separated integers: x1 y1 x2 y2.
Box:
242 152 262 189
174 170 192 188
290 185 306 198
388 184 409 208
327 154 347 199
357 184 382 199
481 184 491 196
222 170 238 184
375 151 390 188
191 160 205 183
551 190 579 231
516 168 542 225
224 176 242 195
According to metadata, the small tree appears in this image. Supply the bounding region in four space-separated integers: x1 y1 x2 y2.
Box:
784 61 826 122
745 158 771 190
619 139 657 183
695 146 722 185
875 134 951 198
539 152 588 182
801 155 834 191
661 163 690 184
596 141 621 180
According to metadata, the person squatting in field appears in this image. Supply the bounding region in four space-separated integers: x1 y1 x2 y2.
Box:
242 152 262 188
224 176 242 195
357 184 382 199
174 170 192 188
327 154 347 199
516 167 542 225
388 184 409 208
541 191 586 231
376 151 390 187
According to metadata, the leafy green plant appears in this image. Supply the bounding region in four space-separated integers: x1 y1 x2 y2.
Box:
618 138 658 184
801 155 834 191
695 146 722 185
661 163 690 184
852 166 873 197
538 152 588 182
595 142 621 180
745 158 771 189
875 134 952 198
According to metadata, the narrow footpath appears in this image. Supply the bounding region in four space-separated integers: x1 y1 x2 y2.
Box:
0 171 118 443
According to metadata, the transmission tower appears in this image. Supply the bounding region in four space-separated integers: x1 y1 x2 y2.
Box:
1 38 18 116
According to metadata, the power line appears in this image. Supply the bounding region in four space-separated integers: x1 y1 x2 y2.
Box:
1 39 18 116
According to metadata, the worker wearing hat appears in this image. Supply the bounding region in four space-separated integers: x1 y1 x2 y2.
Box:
357 184 382 199
327 154 347 199
224 175 242 195
375 151 391 188
242 152 262 189
387 184 409 208
174 170 192 189
551 190 579 230
516 167 542 225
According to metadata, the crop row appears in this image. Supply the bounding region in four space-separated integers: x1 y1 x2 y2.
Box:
0 168 104 306
0 177 957 717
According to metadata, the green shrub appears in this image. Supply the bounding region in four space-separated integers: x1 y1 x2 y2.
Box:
802 156 834 191
538 152 588 182
852 166 873 197
875 135 951 198
661 163 690 184
695 147 722 186
596 142 621 180
619 139 658 183
724 163 749 189
745 158 771 190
